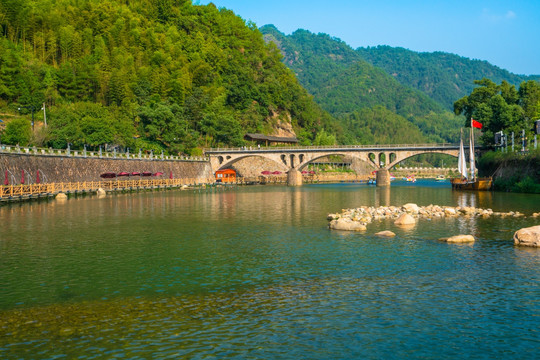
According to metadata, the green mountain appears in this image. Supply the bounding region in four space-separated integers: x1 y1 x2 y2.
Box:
260 25 463 144
356 45 540 110
0 0 336 152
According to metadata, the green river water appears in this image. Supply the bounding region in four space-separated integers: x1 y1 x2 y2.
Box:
0 180 539 359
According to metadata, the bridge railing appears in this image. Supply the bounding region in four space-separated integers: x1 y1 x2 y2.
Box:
0 144 209 162
204 143 460 153
0 178 203 199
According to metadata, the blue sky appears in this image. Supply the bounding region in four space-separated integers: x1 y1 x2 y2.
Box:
198 0 540 75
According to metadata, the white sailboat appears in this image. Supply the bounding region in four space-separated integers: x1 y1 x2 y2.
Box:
457 128 468 179
451 120 492 190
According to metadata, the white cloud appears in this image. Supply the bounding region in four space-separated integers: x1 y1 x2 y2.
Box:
481 9 517 23
506 10 516 19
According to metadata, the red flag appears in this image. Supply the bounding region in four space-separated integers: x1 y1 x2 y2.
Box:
36 170 40 184
472 119 482 129
4 170 8 185
21 170 24 184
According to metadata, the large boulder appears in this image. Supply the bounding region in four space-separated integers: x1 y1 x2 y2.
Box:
444 207 457 216
513 225 540 247
329 218 367 231
394 213 416 226
97 188 106 198
445 235 475 243
402 203 419 214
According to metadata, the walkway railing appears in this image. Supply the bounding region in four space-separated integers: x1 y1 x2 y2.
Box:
205 143 461 153
0 144 208 162
0 178 204 199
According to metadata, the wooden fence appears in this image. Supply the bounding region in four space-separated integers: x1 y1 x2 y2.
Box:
0 178 203 200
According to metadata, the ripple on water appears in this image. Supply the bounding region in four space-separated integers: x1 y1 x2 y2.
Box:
1 268 539 359
1 186 540 359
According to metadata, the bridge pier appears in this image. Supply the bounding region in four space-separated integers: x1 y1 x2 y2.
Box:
287 169 303 186
376 169 390 187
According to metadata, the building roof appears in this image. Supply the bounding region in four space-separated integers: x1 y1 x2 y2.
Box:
216 169 236 174
244 133 298 143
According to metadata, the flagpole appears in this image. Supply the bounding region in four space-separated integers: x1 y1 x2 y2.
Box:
470 118 475 181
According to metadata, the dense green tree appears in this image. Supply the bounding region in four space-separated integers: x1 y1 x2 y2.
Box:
313 129 336 146
1 117 32 145
340 106 427 145
47 102 134 150
0 0 336 154
454 79 538 145
518 80 540 120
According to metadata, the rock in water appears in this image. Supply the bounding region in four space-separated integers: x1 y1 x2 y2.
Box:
394 213 416 226
56 193 67 201
513 225 540 247
97 188 106 197
329 218 367 231
402 203 420 213
375 231 396 237
446 235 475 243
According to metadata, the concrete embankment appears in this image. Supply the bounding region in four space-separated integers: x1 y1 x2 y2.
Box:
0 152 212 184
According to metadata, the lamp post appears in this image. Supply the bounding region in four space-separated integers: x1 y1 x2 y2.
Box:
18 105 36 132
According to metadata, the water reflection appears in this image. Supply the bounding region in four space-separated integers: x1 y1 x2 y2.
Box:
1 183 540 359
375 186 391 207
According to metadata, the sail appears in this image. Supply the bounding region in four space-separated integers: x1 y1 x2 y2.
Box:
458 129 468 179
469 126 475 180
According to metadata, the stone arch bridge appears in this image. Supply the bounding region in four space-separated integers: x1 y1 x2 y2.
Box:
205 143 462 185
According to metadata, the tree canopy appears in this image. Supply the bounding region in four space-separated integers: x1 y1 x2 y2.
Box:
454 78 540 145
0 0 336 152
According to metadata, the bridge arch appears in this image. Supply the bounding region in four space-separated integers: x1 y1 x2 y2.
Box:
297 153 378 171
215 154 286 172
386 150 458 169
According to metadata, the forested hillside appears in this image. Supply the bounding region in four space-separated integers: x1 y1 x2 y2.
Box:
356 46 540 110
260 25 463 144
0 0 337 153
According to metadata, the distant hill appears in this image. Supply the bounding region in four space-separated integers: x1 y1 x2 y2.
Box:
356 46 540 111
261 25 462 143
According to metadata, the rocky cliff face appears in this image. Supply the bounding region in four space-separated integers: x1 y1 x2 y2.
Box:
267 111 297 138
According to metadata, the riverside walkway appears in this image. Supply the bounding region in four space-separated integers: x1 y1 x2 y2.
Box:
0 178 207 202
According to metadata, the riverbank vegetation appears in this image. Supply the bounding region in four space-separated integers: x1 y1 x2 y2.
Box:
1 1 539 162
454 79 540 146
0 0 337 154
478 150 540 193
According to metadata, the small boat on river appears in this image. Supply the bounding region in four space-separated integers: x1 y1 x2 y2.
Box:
450 123 492 191
404 175 416 183
435 174 445 181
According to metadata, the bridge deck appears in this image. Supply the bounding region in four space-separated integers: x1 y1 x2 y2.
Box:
205 143 467 154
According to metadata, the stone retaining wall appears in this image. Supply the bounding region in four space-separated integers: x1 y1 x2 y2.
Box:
0 153 213 184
